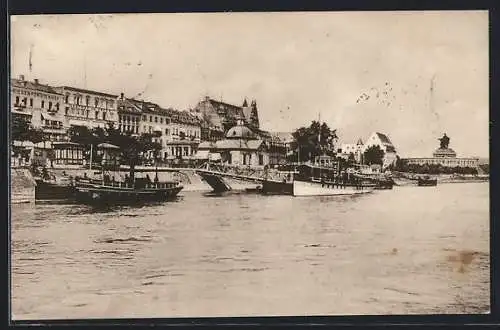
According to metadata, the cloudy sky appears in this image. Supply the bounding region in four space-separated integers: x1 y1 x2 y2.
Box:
11 11 488 158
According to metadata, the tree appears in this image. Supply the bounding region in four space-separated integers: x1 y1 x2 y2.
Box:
11 116 31 142
290 120 338 162
363 145 385 166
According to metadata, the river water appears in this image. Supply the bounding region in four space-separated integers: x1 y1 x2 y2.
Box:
11 182 489 320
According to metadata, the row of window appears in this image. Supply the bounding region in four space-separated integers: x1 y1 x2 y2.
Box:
13 89 61 100
408 159 477 166
15 97 60 111
65 94 115 109
65 107 110 121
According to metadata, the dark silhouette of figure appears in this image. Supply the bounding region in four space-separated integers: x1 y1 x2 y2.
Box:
439 133 450 149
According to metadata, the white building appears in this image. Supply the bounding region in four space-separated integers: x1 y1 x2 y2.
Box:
340 138 364 163
363 132 398 169
11 76 67 142
55 86 118 129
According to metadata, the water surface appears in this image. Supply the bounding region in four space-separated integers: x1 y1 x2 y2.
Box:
11 182 490 319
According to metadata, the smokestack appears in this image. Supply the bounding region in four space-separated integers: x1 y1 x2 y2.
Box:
120 93 124 100
19 75 25 81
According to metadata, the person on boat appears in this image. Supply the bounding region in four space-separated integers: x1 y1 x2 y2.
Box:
83 172 88 180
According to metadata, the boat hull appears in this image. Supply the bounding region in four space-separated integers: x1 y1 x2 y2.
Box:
74 184 183 204
35 180 75 201
292 180 374 197
261 180 293 195
417 179 437 187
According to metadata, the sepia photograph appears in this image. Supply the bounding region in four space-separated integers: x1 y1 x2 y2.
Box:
9 11 489 320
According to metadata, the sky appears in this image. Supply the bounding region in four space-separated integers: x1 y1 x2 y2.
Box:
10 11 489 158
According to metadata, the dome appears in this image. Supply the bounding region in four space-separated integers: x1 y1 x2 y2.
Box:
226 124 256 139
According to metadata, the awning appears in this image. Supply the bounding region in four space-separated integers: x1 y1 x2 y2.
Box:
35 141 52 149
194 150 210 159
97 143 120 149
40 113 62 122
52 142 84 149
13 140 35 148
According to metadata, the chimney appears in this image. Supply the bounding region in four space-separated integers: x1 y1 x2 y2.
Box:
34 78 39 84
204 95 210 102
19 75 25 81
120 93 124 100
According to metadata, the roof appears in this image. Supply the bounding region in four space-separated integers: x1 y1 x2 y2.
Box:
215 139 264 150
197 141 216 149
11 79 62 95
375 132 394 146
58 86 118 98
226 124 256 139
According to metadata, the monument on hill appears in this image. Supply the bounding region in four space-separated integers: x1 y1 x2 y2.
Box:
433 133 456 158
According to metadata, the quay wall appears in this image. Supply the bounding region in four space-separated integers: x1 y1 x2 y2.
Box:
11 168 36 204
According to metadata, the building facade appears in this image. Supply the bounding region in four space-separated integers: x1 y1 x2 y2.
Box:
191 96 260 141
363 132 398 169
340 138 364 163
11 76 67 141
403 134 479 168
55 86 118 129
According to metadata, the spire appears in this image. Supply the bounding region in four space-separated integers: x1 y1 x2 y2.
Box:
242 98 248 107
357 138 363 145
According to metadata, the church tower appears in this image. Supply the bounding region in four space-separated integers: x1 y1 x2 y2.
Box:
250 99 260 129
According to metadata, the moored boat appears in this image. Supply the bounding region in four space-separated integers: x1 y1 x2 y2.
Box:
292 164 375 197
34 170 75 202
417 176 437 186
74 176 183 204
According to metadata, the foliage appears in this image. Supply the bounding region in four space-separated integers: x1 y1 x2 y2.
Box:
363 145 385 165
11 116 44 144
290 120 338 162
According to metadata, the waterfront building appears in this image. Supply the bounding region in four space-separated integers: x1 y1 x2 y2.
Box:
196 119 272 167
363 132 398 169
52 142 85 168
403 134 479 168
55 86 118 129
191 96 260 141
340 138 364 163
11 76 67 142
116 94 142 135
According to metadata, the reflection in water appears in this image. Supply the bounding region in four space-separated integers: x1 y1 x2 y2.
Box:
11 183 489 319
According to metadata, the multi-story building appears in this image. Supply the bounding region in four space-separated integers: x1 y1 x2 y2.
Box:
55 86 118 129
118 95 202 160
116 94 142 135
11 75 67 141
191 96 260 141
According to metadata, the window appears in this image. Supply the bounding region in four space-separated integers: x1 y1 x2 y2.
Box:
160 117 163 124
49 102 53 110
65 94 69 103
30 98 33 107
56 103 60 110
149 115 153 122
103 112 106 121
76 96 81 105
95 98 99 107
22 97 27 105
95 111 99 119
65 107 69 115
154 116 158 123
41 100 45 108
86 96 90 106
165 128 169 135
15 96 19 105
259 155 264 165
142 115 147 121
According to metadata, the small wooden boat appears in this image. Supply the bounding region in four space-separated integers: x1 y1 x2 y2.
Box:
417 176 437 186
261 179 293 195
34 172 75 202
